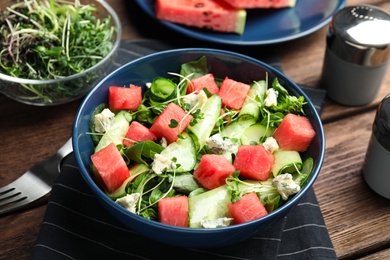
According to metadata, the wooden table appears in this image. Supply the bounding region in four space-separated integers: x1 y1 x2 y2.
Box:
1 0 389 259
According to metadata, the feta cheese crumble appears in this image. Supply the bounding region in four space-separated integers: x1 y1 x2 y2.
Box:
272 173 300 200
159 137 168 148
115 193 140 213
265 88 278 107
94 108 115 133
183 90 208 111
152 154 177 174
263 136 279 153
201 217 234 228
206 133 234 154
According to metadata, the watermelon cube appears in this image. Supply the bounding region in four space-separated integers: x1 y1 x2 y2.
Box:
273 113 316 152
90 143 130 193
187 73 219 95
221 0 297 9
218 77 250 110
150 102 193 144
193 154 235 190
158 196 189 227
233 145 275 181
228 192 268 224
108 84 142 111
123 121 157 147
155 0 247 35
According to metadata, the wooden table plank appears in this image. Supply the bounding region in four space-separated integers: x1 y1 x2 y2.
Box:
359 248 390 260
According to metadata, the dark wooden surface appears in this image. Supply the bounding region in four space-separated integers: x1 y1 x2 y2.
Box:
1 0 389 259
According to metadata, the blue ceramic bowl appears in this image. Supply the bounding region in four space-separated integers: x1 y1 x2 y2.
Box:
73 48 325 248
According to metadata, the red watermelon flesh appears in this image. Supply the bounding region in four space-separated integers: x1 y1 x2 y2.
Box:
150 102 193 144
222 0 296 9
155 0 247 35
218 77 251 110
123 121 157 147
193 154 236 190
233 145 275 181
109 84 143 111
273 113 316 152
90 143 130 193
158 196 189 227
228 192 268 224
187 73 219 95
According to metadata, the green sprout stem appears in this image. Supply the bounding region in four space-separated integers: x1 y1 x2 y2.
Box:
0 0 115 102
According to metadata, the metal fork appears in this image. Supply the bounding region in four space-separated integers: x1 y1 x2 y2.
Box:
0 138 73 217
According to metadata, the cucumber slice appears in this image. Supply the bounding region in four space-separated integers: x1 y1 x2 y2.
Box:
239 80 266 121
107 164 149 200
188 187 207 199
149 77 177 102
95 111 132 152
187 94 222 151
272 149 303 177
301 157 314 175
294 157 314 186
241 123 275 145
188 184 231 228
159 132 196 173
220 118 256 142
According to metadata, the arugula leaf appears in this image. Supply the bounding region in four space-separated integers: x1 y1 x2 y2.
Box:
271 78 306 115
172 173 201 194
122 141 164 165
134 104 156 127
139 208 157 220
149 185 176 205
226 171 281 212
180 56 209 79
259 78 307 128
129 169 177 220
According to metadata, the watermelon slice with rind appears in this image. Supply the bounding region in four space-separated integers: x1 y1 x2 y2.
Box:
155 0 247 34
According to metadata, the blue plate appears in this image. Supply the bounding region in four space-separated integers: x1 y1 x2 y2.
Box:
135 0 346 45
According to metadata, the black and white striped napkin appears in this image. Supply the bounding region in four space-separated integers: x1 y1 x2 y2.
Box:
31 40 334 260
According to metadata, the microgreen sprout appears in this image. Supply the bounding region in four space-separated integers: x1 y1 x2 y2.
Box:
0 0 115 102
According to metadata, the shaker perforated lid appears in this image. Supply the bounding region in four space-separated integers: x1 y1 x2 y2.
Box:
327 5 390 65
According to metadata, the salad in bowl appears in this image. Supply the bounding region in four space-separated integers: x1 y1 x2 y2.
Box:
73 48 325 248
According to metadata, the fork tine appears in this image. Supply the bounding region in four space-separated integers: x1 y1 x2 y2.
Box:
0 193 27 207
0 185 27 207
0 166 53 217
0 186 14 195
0 138 73 217
0 184 15 194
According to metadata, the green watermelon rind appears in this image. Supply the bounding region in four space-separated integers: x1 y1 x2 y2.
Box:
235 10 246 35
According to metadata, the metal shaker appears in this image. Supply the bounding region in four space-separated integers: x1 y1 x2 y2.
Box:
321 5 390 106
362 94 390 199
